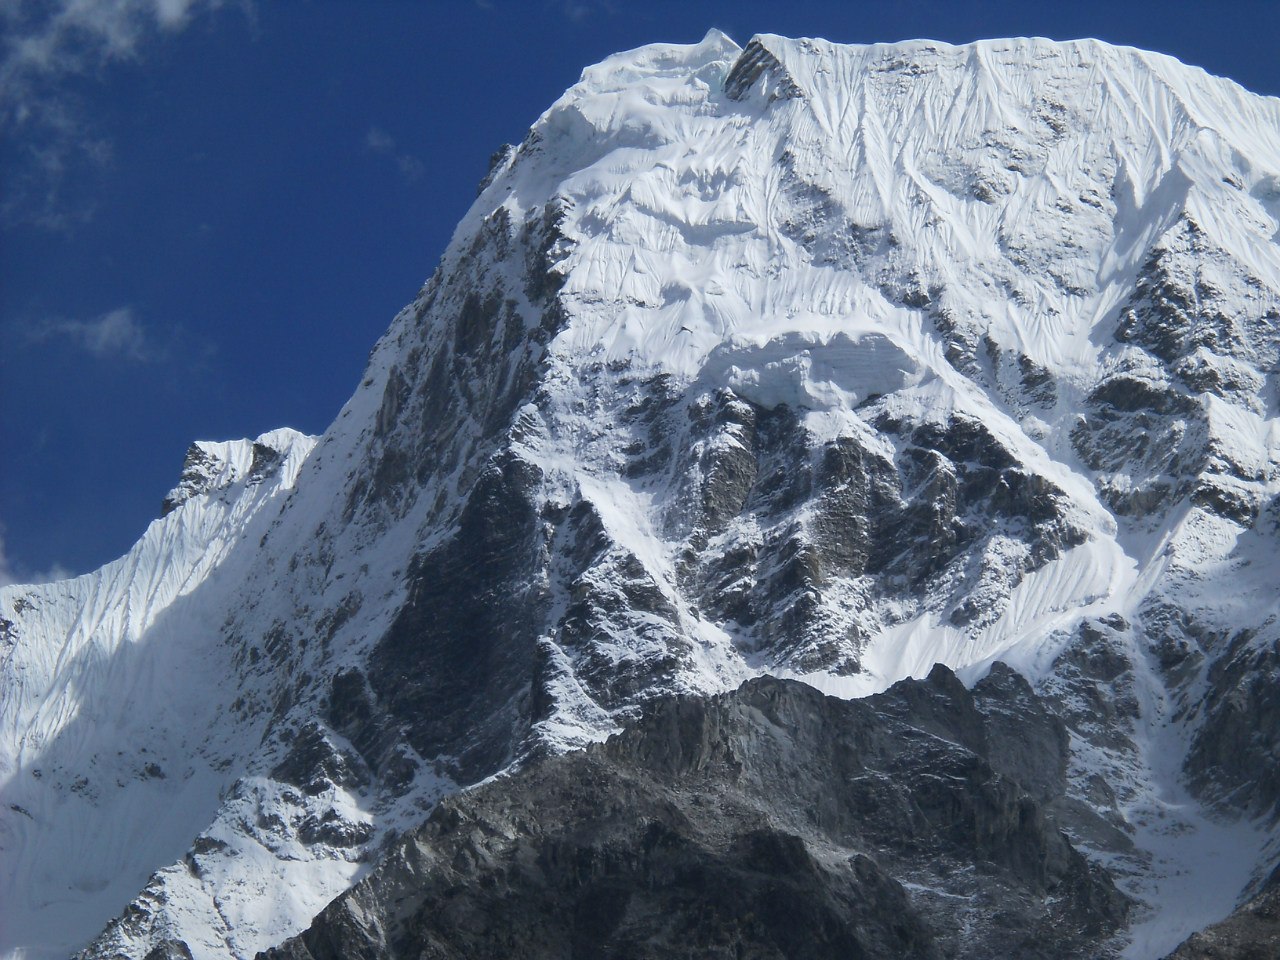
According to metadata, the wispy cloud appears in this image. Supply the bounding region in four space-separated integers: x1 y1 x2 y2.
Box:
559 2 593 22
0 533 13 588
1 0 232 228
365 125 425 182
473 1 615 23
21 306 161 361
0 529 71 588
554 0 616 23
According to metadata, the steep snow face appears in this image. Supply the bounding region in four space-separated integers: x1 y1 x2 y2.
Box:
6 31 1280 960
0 429 315 960
529 32 1280 383
489 31 1280 700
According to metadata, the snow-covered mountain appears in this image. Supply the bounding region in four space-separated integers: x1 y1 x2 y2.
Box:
4 30 1280 960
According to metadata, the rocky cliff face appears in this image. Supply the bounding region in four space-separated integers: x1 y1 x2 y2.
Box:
262 671 1128 960
3 30 1280 960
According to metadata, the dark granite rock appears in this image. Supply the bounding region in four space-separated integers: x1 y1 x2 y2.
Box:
366 451 548 783
271 722 369 796
142 941 193 960
1186 632 1280 818
725 38 804 102
247 442 284 485
160 444 223 516
260 672 1128 960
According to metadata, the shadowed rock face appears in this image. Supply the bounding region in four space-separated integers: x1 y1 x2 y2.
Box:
259 670 1129 960
143 943 194 960
724 37 803 102
366 451 549 783
1186 632 1280 818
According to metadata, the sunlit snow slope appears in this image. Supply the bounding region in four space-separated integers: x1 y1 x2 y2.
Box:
4 30 1280 960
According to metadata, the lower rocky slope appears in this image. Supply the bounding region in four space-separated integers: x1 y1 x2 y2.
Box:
262 669 1129 960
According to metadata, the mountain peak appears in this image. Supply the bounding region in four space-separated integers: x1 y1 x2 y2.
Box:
8 31 1280 960
485 28 1280 402
724 35 804 101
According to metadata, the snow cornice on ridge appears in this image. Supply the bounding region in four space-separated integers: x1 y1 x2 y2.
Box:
160 427 316 517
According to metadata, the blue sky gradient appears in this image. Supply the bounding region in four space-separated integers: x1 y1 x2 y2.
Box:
3 0 1279 580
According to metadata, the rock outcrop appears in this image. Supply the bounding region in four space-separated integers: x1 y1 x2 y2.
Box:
262 670 1128 960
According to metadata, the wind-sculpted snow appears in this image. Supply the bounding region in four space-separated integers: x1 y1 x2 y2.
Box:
4 29 1280 960
0 429 315 960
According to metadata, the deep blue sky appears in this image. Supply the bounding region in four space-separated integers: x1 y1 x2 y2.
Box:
3 0 1280 582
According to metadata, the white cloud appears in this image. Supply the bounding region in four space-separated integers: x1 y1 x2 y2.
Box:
556 0 616 23
0 533 13 588
0 530 71 588
1 0 232 227
365 126 395 153
23 306 159 361
0 0 220 95
365 124 425 182
472 1 613 22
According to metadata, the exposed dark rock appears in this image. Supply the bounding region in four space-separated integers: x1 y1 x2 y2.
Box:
697 391 759 534
1044 619 1140 755
1073 213 1280 523
247 442 284 485
523 198 572 304
367 451 548 782
724 38 803 102
477 142 514 195
809 435 898 579
271 723 368 796
297 810 374 848
160 444 222 516
260 672 1128 960
189 836 228 857
664 387 1088 670
1071 371 1204 518
345 196 569 528
1186 632 1280 817
1190 478 1261 528
929 304 987 377
324 669 373 734
1018 353 1057 406
1117 219 1280 376
1087 374 1198 417
142 940 193 960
